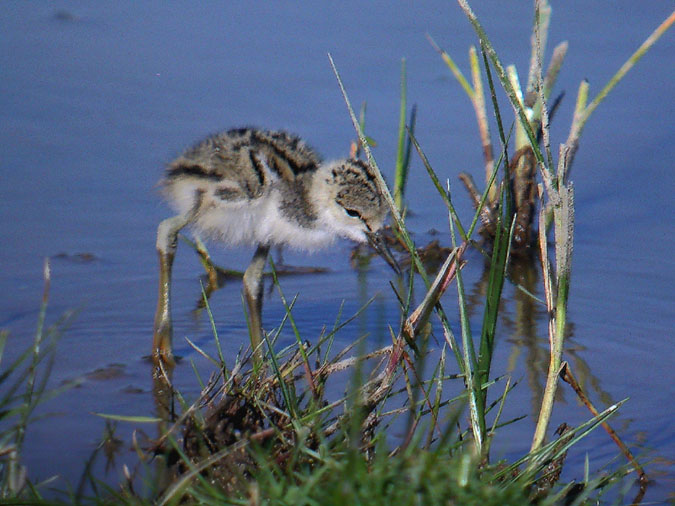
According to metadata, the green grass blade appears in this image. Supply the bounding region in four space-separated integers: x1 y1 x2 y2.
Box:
199 281 227 372
394 58 408 213
427 33 475 99
581 11 675 129
458 0 548 172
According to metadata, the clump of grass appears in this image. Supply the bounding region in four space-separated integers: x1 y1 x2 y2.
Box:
0 260 76 501
448 2 669 472
112 255 631 504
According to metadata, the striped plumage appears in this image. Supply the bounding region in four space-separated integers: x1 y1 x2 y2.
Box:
161 128 386 250
153 127 391 365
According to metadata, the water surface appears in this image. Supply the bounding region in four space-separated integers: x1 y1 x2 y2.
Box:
1 1 673 501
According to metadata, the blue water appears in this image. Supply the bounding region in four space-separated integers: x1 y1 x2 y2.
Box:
1 1 673 501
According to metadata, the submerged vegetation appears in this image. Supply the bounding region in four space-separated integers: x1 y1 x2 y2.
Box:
2 1 672 504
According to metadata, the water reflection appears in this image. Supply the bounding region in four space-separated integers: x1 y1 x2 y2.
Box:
150 367 176 496
435 247 619 431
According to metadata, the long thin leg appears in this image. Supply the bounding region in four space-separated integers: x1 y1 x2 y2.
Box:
153 200 201 365
193 235 219 293
242 243 270 365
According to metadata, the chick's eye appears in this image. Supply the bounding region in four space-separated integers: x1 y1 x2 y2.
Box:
344 208 361 219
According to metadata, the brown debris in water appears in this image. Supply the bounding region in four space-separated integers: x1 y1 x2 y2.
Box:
52 252 98 263
350 225 453 274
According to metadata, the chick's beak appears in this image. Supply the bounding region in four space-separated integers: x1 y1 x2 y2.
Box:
366 231 401 275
